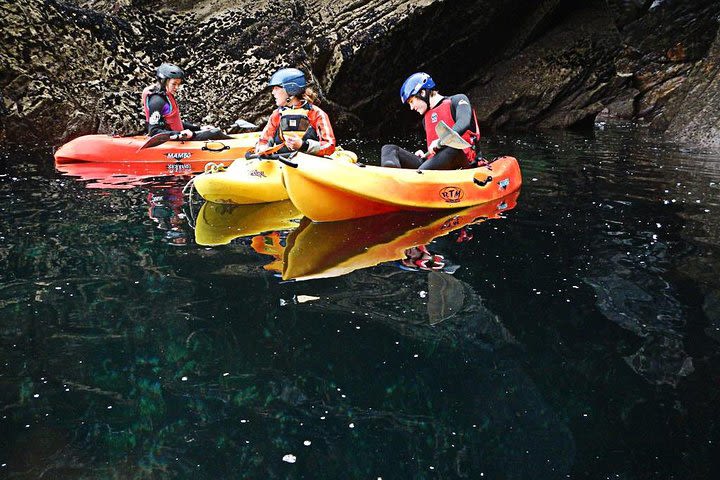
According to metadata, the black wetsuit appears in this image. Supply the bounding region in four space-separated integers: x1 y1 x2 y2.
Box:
145 92 226 141
381 94 474 170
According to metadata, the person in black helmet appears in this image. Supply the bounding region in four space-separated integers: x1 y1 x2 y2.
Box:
141 63 227 141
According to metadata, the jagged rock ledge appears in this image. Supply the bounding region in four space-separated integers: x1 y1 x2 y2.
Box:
1 0 719 150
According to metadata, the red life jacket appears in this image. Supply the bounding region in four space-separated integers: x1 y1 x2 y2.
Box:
423 97 480 164
142 86 184 131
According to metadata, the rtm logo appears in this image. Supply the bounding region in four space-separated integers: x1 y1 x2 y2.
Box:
439 186 464 203
167 152 192 160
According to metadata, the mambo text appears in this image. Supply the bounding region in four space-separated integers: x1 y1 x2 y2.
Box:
166 152 192 160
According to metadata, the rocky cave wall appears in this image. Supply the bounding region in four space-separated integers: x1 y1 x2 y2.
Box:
1 0 719 150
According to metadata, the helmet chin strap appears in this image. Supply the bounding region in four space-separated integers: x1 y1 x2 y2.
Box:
417 89 430 108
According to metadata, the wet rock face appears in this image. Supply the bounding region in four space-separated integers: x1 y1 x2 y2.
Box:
1 0 719 150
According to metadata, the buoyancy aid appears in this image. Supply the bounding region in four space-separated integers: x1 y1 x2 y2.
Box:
274 104 316 144
423 98 480 164
142 85 184 132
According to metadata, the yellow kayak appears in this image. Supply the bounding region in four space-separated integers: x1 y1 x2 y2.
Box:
193 148 358 205
281 154 522 222
281 191 520 281
194 200 301 246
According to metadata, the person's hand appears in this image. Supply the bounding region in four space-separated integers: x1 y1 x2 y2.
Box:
285 136 303 151
179 129 193 139
428 139 440 154
255 142 269 154
414 149 425 157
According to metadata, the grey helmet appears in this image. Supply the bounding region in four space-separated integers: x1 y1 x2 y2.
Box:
156 63 185 81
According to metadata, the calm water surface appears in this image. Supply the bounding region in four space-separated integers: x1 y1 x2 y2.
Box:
1 126 719 479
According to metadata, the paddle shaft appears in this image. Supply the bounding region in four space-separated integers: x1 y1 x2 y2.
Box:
139 118 256 150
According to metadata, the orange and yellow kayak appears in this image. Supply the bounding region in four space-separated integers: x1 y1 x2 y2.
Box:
281 154 522 222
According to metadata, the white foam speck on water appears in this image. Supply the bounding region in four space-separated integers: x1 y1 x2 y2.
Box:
181 376 188 381
419 291 427 298
349 423 355 428
223 372 229 376
282 454 296 463
304 440 311 446
297 295 320 303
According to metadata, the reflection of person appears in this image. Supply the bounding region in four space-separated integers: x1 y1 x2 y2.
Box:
400 245 447 271
381 72 481 170
142 63 227 141
398 244 462 274
146 187 189 246
255 68 336 156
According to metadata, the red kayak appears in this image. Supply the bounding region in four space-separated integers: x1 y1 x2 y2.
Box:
54 132 260 166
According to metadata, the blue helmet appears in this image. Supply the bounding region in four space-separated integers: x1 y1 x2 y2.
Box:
400 72 435 104
269 68 307 97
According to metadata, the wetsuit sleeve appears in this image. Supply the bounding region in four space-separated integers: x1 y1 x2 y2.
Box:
258 110 281 146
146 94 178 136
304 106 336 156
449 94 473 135
182 121 200 132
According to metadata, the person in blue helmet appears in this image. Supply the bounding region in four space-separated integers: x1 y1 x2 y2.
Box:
142 63 228 141
255 67 336 156
381 72 481 170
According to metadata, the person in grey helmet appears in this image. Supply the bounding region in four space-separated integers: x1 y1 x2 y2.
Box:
141 63 227 141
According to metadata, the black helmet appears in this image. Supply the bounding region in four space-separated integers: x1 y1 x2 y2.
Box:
156 63 185 81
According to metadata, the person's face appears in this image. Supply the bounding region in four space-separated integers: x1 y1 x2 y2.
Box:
272 85 290 107
408 95 427 115
166 78 182 95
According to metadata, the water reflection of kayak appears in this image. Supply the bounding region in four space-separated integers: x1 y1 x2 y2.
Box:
55 160 206 188
281 191 520 281
193 200 301 246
